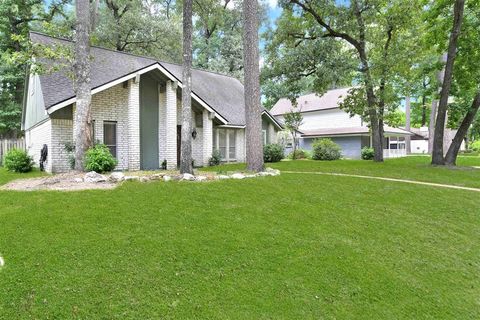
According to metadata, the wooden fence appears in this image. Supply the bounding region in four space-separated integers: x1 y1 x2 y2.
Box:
0 139 26 166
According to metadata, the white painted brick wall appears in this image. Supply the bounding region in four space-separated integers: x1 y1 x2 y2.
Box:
235 128 245 162
165 81 177 170
202 110 213 166
128 79 140 170
158 89 167 167
25 120 52 172
51 119 73 172
91 82 130 170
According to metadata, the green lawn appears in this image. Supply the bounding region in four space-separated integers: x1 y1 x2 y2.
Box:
203 155 480 188
0 167 46 185
1 158 479 319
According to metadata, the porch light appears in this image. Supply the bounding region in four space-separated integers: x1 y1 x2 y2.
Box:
192 128 197 139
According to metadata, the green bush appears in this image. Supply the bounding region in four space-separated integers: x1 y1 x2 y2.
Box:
208 149 222 166
85 144 117 173
4 149 34 173
361 147 375 160
471 140 480 152
264 143 284 162
288 149 309 160
312 138 341 161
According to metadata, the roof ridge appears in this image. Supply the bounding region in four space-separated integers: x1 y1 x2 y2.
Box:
29 31 242 81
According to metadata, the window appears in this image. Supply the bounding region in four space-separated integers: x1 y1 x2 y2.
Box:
213 128 237 161
195 112 203 127
218 129 227 159
262 130 267 145
228 130 236 159
103 121 117 157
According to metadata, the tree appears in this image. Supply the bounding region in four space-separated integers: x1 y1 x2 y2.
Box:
0 0 68 138
73 0 93 171
283 109 303 159
243 0 263 172
180 0 194 174
266 0 422 162
94 0 182 62
431 0 465 165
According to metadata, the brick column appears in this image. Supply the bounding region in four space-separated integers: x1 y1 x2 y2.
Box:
202 109 213 166
158 85 166 167
128 78 140 170
268 123 277 144
165 80 177 170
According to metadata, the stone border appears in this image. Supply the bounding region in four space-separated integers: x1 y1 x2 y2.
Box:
0 168 281 191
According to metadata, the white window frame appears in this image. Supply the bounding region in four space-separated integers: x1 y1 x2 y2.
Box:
213 128 237 162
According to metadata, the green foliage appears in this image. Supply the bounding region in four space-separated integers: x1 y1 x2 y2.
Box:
471 141 480 152
361 147 375 160
208 149 222 166
288 149 310 160
3 148 34 172
85 144 117 173
312 138 341 161
263 144 284 163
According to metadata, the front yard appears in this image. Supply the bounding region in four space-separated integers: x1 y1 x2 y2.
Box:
1 156 479 319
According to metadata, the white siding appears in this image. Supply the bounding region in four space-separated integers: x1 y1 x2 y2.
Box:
298 108 362 130
25 120 52 172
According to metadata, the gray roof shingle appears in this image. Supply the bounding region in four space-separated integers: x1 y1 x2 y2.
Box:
30 32 248 125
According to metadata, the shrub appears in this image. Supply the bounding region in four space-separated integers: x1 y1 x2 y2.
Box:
471 140 480 152
361 147 375 160
4 149 34 173
263 143 284 162
85 144 117 173
208 149 222 166
312 138 341 161
288 149 309 160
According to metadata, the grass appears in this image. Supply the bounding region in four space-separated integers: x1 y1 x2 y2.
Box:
0 167 46 185
202 155 480 188
1 158 480 319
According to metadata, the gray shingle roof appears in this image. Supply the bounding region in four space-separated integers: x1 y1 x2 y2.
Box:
270 88 351 115
30 32 248 125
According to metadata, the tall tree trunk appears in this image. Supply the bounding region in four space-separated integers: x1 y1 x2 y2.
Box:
405 95 411 154
444 90 480 165
180 0 193 174
431 0 465 165
74 0 93 171
242 0 264 172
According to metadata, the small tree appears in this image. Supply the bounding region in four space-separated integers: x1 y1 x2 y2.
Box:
283 108 303 159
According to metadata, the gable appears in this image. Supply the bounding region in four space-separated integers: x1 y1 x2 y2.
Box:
29 32 247 126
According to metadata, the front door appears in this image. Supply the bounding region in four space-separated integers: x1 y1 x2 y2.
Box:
177 125 181 167
140 75 159 170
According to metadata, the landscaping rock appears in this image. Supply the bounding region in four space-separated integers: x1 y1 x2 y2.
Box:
85 171 107 183
109 172 125 183
182 173 196 181
124 175 140 181
256 171 273 177
44 178 60 185
265 168 281 176
150 173 165 180
245 174 256 178
217 175 230 180
73 178 83 183
196 176 207 182
139 176 150 183
163 175 172 182
231 173 246 179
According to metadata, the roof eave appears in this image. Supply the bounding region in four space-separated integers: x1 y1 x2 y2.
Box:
45 62 229 125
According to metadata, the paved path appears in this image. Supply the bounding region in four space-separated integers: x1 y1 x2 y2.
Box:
282 171 480 193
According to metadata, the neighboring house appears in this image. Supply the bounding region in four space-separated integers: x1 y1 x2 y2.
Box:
22 33 282 173
408 127 465 154
270 88 413 159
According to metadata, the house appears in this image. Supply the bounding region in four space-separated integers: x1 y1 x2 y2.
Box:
270 88 413 159
408 127 465 154
22 33 282 173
